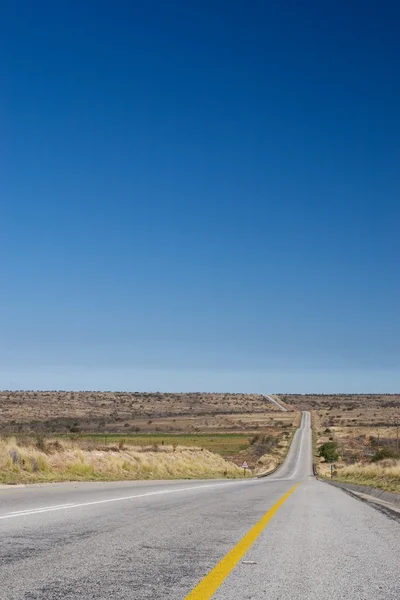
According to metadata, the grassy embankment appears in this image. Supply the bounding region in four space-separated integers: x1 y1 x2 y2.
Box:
311 410 400 493
0 436 244 484
0 414 302 485
253 410 302 476
67 412 302 476
335 461 400 493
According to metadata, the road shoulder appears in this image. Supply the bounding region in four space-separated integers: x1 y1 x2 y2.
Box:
319 479 400 521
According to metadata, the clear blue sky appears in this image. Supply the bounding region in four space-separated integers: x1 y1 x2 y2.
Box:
2 1 399 392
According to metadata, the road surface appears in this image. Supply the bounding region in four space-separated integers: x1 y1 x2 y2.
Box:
0 412 399 599
265 394 287 411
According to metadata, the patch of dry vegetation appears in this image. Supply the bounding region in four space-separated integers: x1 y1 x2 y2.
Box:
0 391 301 483
300 395 400 492
0 436 243 484
252 429 295 476
280 393 400 414
0 391 282 435
337 460 400 493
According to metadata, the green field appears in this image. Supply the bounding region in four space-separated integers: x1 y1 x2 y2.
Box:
57 433 250 456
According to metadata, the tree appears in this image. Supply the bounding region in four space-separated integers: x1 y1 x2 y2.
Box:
318 441 339 463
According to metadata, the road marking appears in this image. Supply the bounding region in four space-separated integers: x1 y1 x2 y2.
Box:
0 480 260 521
8 504 76 515
184 483 300 600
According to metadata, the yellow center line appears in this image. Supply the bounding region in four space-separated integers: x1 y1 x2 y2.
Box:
184 483 300 600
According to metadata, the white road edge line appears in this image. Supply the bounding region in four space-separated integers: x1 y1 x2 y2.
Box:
8 504 76 515
0 480 260 521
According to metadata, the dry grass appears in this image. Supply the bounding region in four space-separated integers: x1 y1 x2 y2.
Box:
280 394 400 414
292 411 302 428
336 460 400 493
0 391 284 435
0 390 302 483
0 411 301 484
0 436 244 484
252 430 295 476
304 397 400 492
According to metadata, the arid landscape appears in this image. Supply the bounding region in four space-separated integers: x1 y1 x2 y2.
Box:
1 391 399 489
0 391 298 482
0 391 289 435
282 394 400 491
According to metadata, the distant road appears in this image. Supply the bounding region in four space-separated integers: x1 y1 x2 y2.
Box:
266 394 288 411
0 412 399 599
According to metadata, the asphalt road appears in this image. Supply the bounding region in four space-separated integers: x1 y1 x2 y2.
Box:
265 395 288 411
1 413 399 599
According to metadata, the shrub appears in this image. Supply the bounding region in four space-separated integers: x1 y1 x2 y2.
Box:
35 435 47 452
371 448 400 462
8 449 20 464
318 441 339 463
46 440 63 453
249 434 260 445
30 457 40 472
69 425 81 433
262 435 276 449
251 436 276 458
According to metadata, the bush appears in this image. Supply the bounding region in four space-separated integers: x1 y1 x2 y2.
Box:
249 434 260 445
35 435 47 453
8 449 20 464
69 425 81 433
371 447 400 462
251 435 277 458
30 457 40 472
318 441 339 463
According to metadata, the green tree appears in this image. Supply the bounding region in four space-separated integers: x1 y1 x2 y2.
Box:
318 441 339 463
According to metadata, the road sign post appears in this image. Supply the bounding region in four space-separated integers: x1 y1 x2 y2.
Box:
241 461 248 476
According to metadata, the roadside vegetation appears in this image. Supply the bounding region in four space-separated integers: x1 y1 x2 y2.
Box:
0 418 300 484
0 391 285 435
0 391 301 484
318 441 339 463
0 436 244 484
337 460 400 493
300 395 400 493
56 433 251 457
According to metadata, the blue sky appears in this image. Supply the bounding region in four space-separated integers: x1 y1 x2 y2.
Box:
2 1 399 392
